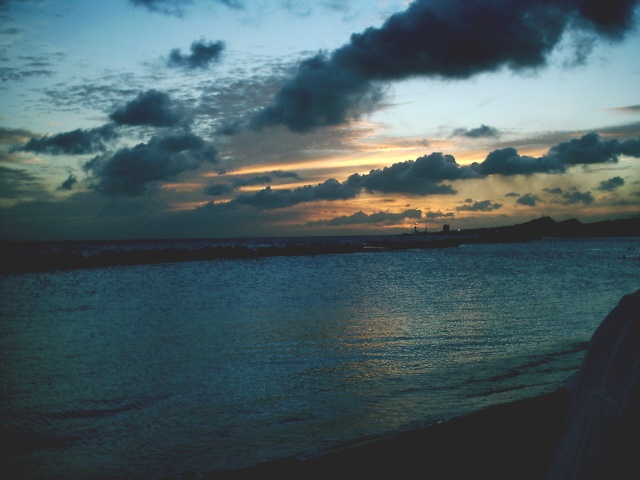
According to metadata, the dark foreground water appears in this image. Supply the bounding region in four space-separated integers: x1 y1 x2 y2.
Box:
1 236 638 479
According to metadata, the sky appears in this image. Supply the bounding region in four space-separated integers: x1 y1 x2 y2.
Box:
1 0 640 241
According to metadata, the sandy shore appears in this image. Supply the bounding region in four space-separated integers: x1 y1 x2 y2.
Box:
200 388 571 480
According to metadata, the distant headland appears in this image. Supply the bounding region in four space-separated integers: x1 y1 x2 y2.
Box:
411 216 640 242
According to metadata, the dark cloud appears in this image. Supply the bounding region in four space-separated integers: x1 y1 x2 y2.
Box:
57 174 78 191
250 52 387 132
0 127 33 147
475 133 640 176
218 0 244 8
476 147 565 176
453 124 500 138
83 133 218 196
306 208 422 227
233 175 272 187
0 54 61 82
168 39 225 70
17 124 117 155
547 132 637 165
216 119 244 136
611 104 640 114
456 199 503 212
425 210 455 219
505 192 521 197
560 190 595 205
252 0 640 132
543 187 565 195
204 173 296 196
345 152 477 195
516 193 540 206
110 90 188 127
0 166 51 201
129 0 193 16
203 183 234 196
270 170 301 179
233 178 360 209
129 0 243 16
597 176 625 191
203 175 273 197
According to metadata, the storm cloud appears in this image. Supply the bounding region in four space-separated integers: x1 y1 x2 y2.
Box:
168 40 225 70
252 0 640 132
83 133 218 196
110 90 188 127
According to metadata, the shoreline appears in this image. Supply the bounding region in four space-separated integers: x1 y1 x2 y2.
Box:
198 388 571 480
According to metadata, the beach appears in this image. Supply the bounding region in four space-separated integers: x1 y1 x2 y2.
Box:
200 389 571 479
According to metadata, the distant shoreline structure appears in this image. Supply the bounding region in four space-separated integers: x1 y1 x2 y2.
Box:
1 216 638 274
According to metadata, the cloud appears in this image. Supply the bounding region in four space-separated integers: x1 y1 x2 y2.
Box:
270 170 301 179
425 210 456 219
345 152 476 195
168 39 225 70
129 0 243 16
17 124 117 155
205 132 640 211
516 193 540 206
597 176 625 191
83 133 218 196
0 166 49 201
456 199 503 212
0 54 63 83
57 174 78 191
128 0 193 16
453 124 500 138
560 190 595 205
306 208 422 227
232 178 360 209
203 183 234 196
0 127 33 145
252 0 640 132
204 172 302 196
475 133 640 176
15 89 192 157
546 132 640 165
477 147 565 175
610 104 640 114
110 90 189 127
208 133 640 211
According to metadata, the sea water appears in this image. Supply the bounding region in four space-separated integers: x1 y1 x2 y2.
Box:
1 237 638 479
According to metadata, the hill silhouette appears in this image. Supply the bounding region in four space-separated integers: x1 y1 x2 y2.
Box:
451 216 640 242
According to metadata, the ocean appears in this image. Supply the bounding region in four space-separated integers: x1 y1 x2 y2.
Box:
1 235 638 479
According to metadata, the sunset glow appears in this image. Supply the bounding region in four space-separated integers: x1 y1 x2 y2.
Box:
1 0 639 240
